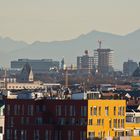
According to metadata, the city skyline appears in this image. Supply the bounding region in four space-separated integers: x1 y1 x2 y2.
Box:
1 1 140 140
0 0 140 43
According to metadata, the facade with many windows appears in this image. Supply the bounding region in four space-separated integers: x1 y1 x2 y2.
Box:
11 59 59 73
87 100 126 139
77 50 94 74
4 98 127 140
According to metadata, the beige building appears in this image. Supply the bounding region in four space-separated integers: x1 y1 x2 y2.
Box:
0 102 4 140
6 81 44 90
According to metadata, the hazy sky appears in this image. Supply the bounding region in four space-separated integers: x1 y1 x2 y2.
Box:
0 0 140 43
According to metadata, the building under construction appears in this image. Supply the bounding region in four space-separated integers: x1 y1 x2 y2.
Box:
94 41 114 75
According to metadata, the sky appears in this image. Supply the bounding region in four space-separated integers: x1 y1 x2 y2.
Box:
0 0 140 43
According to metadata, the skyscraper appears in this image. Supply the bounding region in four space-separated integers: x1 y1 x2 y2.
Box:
94 41 113 75
77 50 94 74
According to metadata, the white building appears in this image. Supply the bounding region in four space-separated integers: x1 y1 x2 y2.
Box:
71 91 100 100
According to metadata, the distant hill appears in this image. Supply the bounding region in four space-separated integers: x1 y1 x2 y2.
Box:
0 29 140 70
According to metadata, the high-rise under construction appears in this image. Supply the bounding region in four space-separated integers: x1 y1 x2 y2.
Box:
94 41 114 75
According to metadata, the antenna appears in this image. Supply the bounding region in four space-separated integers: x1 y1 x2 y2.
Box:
98 40 102 49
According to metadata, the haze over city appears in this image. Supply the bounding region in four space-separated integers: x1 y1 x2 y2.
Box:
0 0 140 42
0 1 140 140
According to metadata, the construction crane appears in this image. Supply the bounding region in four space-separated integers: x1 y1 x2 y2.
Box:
63 66 93 88
98 40 102 49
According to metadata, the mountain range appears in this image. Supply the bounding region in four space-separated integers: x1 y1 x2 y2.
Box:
0 29 140 70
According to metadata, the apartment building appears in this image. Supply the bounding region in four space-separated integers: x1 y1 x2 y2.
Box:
4 98 126 140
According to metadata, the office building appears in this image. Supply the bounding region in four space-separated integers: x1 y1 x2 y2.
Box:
11 59 60 73
123 60 138 76
77 50 94 74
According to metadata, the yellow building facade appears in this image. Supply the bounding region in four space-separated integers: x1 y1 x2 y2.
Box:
126 123 140 140
87 100 126 139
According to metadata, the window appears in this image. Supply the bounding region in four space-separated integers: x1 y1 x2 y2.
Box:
105 106 109 116
88 132 95 140
97 119 101 126
45 130 49 140
34 130 39 140
6 129 11 140
118 119 120 128
81 106 87 117
22 105 24 115
56 105 61 116
69 118 75 125
89 119 93 125
99 107 101 116
0 127 3 133
7 118 11 127
102 119 104 126
121 119 124 128
70 105 76 116
98 131 102 138
54 130 58 140
64 105 67 116
36 105 39 113
115 131 117 137
59 118 65 125
83 106 87 117
80 118 87 125
80 131 86 140
7 104 10 115
108 131 110 136
114 107 116 116
103 131 105 137
70 105 73 116
122 107 125 116
68 130 74 140
81 106 83 116
21 130 27 140
109 119 112 128
36 105 42 113
10 117 14 127
35 117 43 125
14 105 17 115
28 105 33 116
17 105 20 115
118 132 124 137
90 106 92 116
93 106 97 116
118 107 121 116
59 131 62 140
45 130 51 140
42 105 46 112
14 129 17 140
21 117 29 125
114 119 117 128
